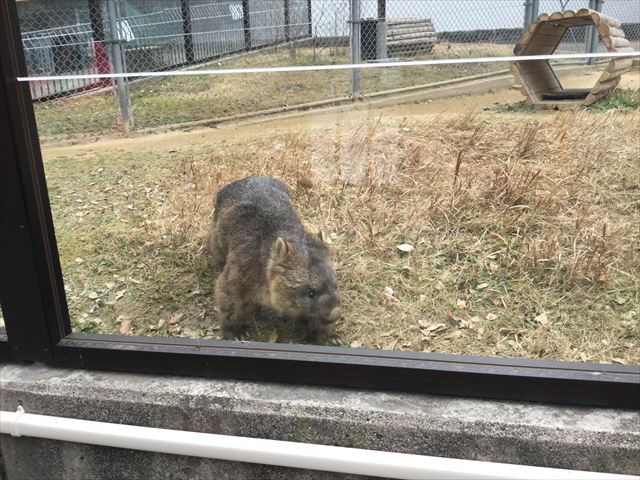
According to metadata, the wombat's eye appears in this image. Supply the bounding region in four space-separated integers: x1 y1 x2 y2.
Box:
307 289 316 299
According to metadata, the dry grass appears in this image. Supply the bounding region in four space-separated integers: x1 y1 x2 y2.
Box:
44 109 639 364
33 43 508 137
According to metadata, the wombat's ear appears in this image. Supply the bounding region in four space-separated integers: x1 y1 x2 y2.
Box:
272 237 290 262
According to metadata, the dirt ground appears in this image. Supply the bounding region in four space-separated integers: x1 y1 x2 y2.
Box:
35 69 640 363
42 68 640 160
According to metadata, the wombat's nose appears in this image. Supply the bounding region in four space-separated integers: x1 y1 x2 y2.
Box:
328 306 342 323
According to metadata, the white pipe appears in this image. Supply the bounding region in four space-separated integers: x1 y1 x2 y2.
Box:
0 407 637 480
15 51 640 82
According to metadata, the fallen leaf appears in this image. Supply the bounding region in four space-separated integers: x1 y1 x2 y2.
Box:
447 329 465 340
418 319 432 329
169 313 184 325
459 316 482 329
190 290 205 296
486 313 498 321
87 291 98 300
114 289 126 301
105 282 116 290
119 318 132 335
181 328 199 337
396 243 414 253
420 323 447 338
350 340 362 349
435 281 445 291
535 312 550 325
456 299 467 309
75 257 84 264
614 296 626 305
477 283 489 290
611 358 626 365
383 286 398 302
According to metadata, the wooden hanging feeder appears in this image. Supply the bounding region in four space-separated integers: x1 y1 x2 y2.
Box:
510 8 633 109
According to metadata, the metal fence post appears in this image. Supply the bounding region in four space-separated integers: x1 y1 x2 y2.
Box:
180 0 194 64
284 0 290 42
376 0 387 59
350 0 361 99
523 0 532 29
106 0 131 132
586 0 603 65
531 0 539 23
307 0 312 37
243 0 252 49
591 0 604 59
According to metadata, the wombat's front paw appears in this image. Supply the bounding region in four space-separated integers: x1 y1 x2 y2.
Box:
325 333 344 346
222 327 248 341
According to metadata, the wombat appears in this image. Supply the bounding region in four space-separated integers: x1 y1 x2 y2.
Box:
208 176 342 345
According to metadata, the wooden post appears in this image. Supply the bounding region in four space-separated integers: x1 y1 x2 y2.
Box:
180 0 194 64
243 0 251 49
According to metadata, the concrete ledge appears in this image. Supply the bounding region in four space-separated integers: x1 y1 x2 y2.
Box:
1 362 639 479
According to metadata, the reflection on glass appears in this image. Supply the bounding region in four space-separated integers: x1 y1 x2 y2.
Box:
18 0 638 365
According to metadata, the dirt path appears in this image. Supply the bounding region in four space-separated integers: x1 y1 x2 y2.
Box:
42 69 639 161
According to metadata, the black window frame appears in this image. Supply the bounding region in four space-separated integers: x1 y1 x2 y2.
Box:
0 0 638 410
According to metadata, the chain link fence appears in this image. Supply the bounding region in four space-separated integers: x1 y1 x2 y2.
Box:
16 0 640 135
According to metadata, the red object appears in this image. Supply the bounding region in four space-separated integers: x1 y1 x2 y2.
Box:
92 40 112 88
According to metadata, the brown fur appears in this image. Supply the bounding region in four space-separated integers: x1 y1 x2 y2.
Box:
209 176 342 344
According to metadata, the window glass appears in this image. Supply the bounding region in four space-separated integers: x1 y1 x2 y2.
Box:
18 0 639 365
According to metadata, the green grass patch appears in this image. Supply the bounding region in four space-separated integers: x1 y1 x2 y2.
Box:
494 88 640 114
492 100 537 114
588 88 640 111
